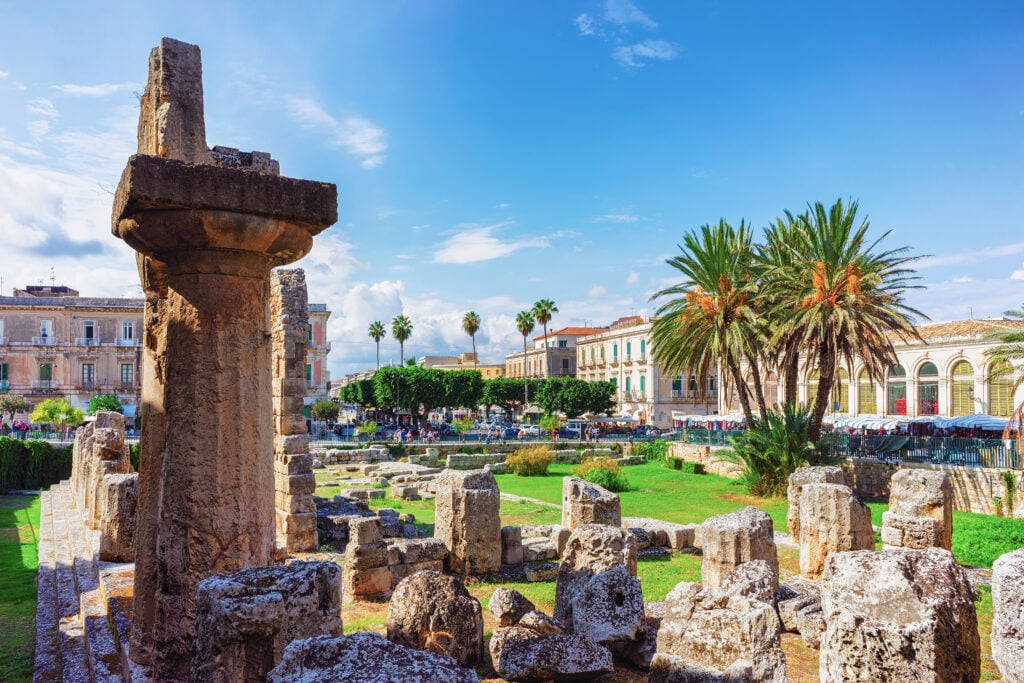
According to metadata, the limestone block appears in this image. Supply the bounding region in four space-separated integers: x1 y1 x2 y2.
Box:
385 570 484 667
501 525 523 565
283 472 316 496
550 524 571 555
518 610 563 636
787 465 846 541
346 544 388 570
349 516 383 545
490 587 536 627
798 483 874 578
883 468 952 550
434 469 501 575
554 524 638 629
192 561 343 682
275 433 310 455
654 581 786 683
344 566 392 601
387 537 448 564
273 452 312 475
97 473 137 562
992 547 1024 683
719 559 776 606
777 578 825 648
268 633 480 683
387 560 444 586
524 562 560 582
819 548 979 682
275 490 316 514
488 626 613 682
569 565 646 645
522 537 558 562
695 506 778 591
561 476 621 530
648 653 753 682
881 511 946 550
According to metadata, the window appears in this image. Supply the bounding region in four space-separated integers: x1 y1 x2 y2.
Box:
120 363 134 386
0 319 5 342
833 367 849 413
562 358 569 371
83 321 95 339
308 326 313 344
918 362 939 415
122 321 134 342
625 376 631 393
764 372 779 407
82 363 95 387
640 339 646 358
672 376 683 398
626 341 632 359
990 361 1014 417
0 362 8 389
39 363 53 381
807 369 820 405
888 365 907 415
857 369 876 414
558 340 567 348
951 361 974 417
600 346 605 359
639 375 646 396
306 363 313 387
39 319 54 343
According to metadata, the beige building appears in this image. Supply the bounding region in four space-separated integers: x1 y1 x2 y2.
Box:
506 326 607 380
576 316 718 427
0 284 332 418
723 319 1024 419
419 352 506 379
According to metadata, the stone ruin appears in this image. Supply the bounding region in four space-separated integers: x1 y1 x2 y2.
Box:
561 475 622 530
386 570 484 667
882 468 953 550
112 37 336 679
70 410 137 562
192 561 343 681
798 482 874 578
342 517 448 601
271 269 317 554
819 547 979 681
434 469 502 575
786 465 846 541
695 506 779 591
992 547 1024 683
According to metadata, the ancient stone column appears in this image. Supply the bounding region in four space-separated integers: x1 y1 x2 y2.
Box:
798 483 874 578
992 547 1024 683
270 269 317 554
786 465 846 541
695 506 779 591
112 38 336 680
434 469 501 575
561 476 621 531
881 468 953 550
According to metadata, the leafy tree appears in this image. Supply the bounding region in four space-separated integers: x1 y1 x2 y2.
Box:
650 219 766 426
483 376 536 418
356 420 377 441
451 417 474 440
345 378 376 408
391 315 413 364
31 398 84 429
532 298 558 375
443 369 484 411
585 380 617 416
765 199 923 440
535 377 594 418
368 321 387 370
984 304 1024 450
87 394 123 415
462 311 481 368
0 394 31 424
538 415 559 433
516 311 536 408
310 399 339 423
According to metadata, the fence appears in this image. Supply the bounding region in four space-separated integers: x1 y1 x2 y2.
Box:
820 433 1020 470
676 429 745 447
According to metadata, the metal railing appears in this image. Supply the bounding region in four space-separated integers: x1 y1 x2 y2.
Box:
821 433 1020 470
116 338 138 347
31 379 57 389
677 428 745 447
33 337 54 345
75 337 101 346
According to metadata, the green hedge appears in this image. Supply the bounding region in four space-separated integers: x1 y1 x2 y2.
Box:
0 437 73 490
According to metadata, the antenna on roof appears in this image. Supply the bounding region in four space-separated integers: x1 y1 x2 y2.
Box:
50 266 55 287
969 306 974 320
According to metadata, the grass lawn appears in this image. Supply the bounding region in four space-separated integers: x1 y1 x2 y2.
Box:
0 494 40 683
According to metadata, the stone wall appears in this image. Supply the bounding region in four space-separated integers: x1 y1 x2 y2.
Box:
667 442 742 478
843 458 1024 517
271 269 317 553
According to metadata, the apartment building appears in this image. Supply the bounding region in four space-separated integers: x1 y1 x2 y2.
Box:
306 303 332 404
419 352 506 379
505 327 607 380
576 316 718 427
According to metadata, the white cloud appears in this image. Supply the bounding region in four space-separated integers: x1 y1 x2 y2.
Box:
0 70 8 79
27 98 58 119
592 212 639 223
1012 262 1024 281
691 169 709 178
433 221 551 264
952 276 974 283
612 40 681 68
917 241 1024 269
588 284 608 299
626 271 639 284
604 0 658 29
575 13 598 36
285 96 388 169
497 202 511 209
27 120 50 138
52 82 139 96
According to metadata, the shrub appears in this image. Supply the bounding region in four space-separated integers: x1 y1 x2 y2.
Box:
672 461 704 475
129 443 140 471
631 440 670 461
718 403 836 497
0 436 73 490
1002 471 1017 516
575 457 630 492
507 446 553 476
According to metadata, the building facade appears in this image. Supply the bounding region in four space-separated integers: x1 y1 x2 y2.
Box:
723 319 1024 419
0 284 332 418
505 326 607 380
419 352 507 379
576 316 718 427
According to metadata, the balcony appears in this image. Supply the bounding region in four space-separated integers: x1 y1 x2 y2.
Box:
33 337 55 346
77 380 98 391
0 380 9 391
623 354 633 365
76 337 101 347
31 380 57 390
609 356 620 367
637 352 647 364
115 382 137 392
116 338 138 347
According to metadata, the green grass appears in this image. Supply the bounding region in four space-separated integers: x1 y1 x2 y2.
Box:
0 494 40 683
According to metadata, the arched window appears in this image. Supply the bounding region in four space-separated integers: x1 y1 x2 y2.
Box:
764 372 779 408
807 369 820 405
857 369 876 414
639 374 646 396
833 367 850 413
613 343 618 361
626 341 632 360
989 360 1014 417
918 362 939 415
625 376 631 394
950 360 974 417
640 339 646 359
888 365 907 415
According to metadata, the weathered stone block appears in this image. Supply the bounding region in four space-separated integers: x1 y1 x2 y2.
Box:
786 465 846 541
490 588 536 627
275 433 310 455
695 506 778 591
554 524 637 630
349 517 383 545
489 626 613 682
98 473 137 562
386 570 484 667
344 566 392 601
561 476 621 530
992 547 1024 683
434 469 501 575
798 483 874 578
501 525 523 565
882 468 953 550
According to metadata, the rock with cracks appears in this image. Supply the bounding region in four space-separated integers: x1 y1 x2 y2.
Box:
798 483 874 578
434 469 502 575
561 476 621 531
268 632 479 682
695 506 779 592
553 524 637 631
786 466 846 541
386 570 484 667
819 547 979 682
992 547 1024 683
881 468 953 550
490 587 536 628
489 625 613 682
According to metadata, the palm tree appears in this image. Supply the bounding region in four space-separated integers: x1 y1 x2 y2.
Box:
532 298 558 376
516 310 536 409
391 315 413 365
368 321 386 370
462 311 481 368
649 219 766 426
766 199 924 441
984 304 1024 450
758 213 804 406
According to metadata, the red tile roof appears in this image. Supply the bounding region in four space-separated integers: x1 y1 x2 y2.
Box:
533 326 609 341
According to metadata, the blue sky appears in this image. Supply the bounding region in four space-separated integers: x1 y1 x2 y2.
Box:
1 1 1023 379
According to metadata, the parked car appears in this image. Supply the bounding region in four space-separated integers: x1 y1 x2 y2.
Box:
558 426 581 439
502 427 520 440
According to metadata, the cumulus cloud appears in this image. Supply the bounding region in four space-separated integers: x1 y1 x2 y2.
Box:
575 13 599 36
433 221 551 264
604 0 658 29
52 82 140 96
588 284 608 298
285 95 387 169
1012 262 1024 281
612 40 681 68
626 271 639 285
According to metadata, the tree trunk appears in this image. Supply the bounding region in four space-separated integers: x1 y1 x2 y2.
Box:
727 355 756 426
376 343 380 370
522 337 530 409
809 342 836 442
472 335 477 368
784 347 800 406
747 353 769 422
